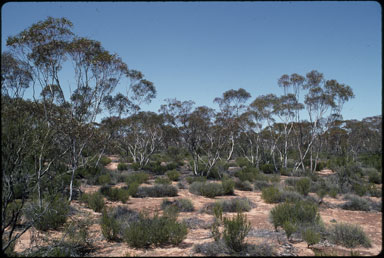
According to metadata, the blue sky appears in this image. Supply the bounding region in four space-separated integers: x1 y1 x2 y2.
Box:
1 1 381 121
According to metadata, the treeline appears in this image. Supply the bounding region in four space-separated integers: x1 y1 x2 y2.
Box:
1 17 381 254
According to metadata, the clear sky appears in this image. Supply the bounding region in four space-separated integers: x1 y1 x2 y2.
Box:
1 1 381 121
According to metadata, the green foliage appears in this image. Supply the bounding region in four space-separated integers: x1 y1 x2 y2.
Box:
161 198 195 212
99 186 130 203
341 194 371 211
134 184 178 197
253 180 272 191
260 163 275 174
366 168 381 184
97 174 111 185
205 198 254 213
99 156 112 166
261 186 282 203
154 176 172 185
302 228 321 247
222 212 252 252
123 212 188 248
100 208 120 241
234 166 259 182
234 180 253 191
269 200 320 231
295 177 311 196
80 192 105 212
235 157 252 168
352 182 368 196
359 153 382 172
282 221 297 240
166 169 180 181
186 176 207 184
125 171 149 186
221 178 235 195
118 163 129 171
26 195 70 231
329 223 372 248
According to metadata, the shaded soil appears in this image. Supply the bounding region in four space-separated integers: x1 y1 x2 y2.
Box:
12 161 382 256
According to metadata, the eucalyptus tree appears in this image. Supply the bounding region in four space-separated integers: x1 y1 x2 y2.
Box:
214 88 251 161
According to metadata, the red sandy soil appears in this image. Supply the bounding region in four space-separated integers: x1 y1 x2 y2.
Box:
12 159 382 256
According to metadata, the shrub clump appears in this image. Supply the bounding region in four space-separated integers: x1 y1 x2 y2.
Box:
329 223 372 248
125 171 149 186
161 198 195 212
123 212 188 248
203 198 255 214
99 185 130 203
222 212 252 252
154 176 172 185
294 177 311 196
186 175 207 184
235 180 253 191
166 169 181 181
189 181 223 198
80 192 105 212
99 156 112 166
261 186 282 203
117 163 129 171
134 184 178 197
253 180 272 191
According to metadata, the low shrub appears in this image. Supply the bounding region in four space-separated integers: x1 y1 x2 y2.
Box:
134 184 178 197
161 198 195 212
99 186 130 203
234 166 259 182
260 163 275 174
80 192 105 212
222 212 252 252
189 181 223 198
368 169 382 184
123 212 188 248
25 195 70 231
329 223 371 248
154 176 172 185
193 240 275 256
302 228 321 247
341 194 371 211
97 174 112 185
261 186 282 203
194 240 229 256
186 176 207 184
295 177 311 196
99 156 112 166
125 171 149 186
166 170 181 181
234 180 253 191
269 200 321 231
280 190 306 203
253 180 272 191
235 157 252 168
117 163 129 171
203 198 254 214
221 178 235 195
100 208 120 241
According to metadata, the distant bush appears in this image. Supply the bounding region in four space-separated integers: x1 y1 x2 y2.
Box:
204 198 254 214
221 178 235 195
154 176 172 185
117 163 129 171
260 163 275 174
280 190 306 203
341 194 372 211
329 223 371 248
352 182 368 196
269 200 321 231
123 212 187 248
26 195 70 231
80 192 105 212
261 186 282 203
234 166 259 182
186 176 207 184
99 185 130 203
366 168 381 184
367 183 382 197
194 240 275 256
96 174 112 185
161 198 195 212
125 171 149 186
166 170 181 181
295 178 311 196
189 181 223 198
222 212 252 252
235 157 252 168
134 184 178 197
235 180 253 191
253 180 272 191
99 156 112 166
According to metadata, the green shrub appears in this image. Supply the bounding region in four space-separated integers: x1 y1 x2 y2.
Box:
134 184 178 197
189 181 223 198
143 161 168 174
368 170 381 184
161 198 195 212
222 212 252 252
269 200 320 231
123 212 188 248
282 221 297 240
235 180 253 191
261 186 282 203
100 156 112 166
154 176 172 185
253 180 272 191
26 195 70 231
80 192 105 212
166 170 181 181
97 174 111 185
221 179 235 195
234 166 259 182
130 162 141 171
117 163 129 171
302 228 321 247
280 190 306 203
367 183 382 197
260 163 275 174
235 157 252 168
125 171 149 186
99 186 130 203
295 178 311 196
352 183 368 196
212 198 254 213
100 208 120 241
186 176 207 184
341 194 371 211
329 223 371 248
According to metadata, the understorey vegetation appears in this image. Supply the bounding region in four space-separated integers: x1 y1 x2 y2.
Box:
2 16 381 256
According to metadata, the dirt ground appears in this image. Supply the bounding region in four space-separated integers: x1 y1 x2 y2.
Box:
13 159 382 256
